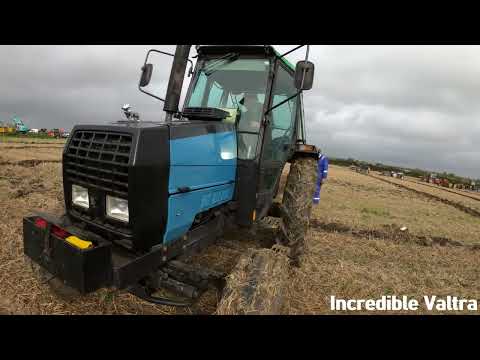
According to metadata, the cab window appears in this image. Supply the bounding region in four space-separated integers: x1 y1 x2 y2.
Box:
185 58 270 160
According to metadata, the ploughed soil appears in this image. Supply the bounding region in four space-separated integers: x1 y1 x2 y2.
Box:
1 141 480 314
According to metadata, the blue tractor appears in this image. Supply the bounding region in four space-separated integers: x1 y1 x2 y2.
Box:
23 45 318 307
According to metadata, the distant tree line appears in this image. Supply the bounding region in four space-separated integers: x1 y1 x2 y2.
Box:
329 157 479 185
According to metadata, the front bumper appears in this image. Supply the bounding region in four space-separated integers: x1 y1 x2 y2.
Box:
23 210 225 296
23 214 113 294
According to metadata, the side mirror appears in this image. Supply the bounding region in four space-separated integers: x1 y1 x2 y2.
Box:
294 60 314 90
138 48 195 103
139 64 153 87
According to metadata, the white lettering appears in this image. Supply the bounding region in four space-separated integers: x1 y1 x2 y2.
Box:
330 295 477 312
347 299 357 311
336 298 347 311
424 296 436 310
376 297 385 311
447 296 453 311
467 300 478 311
365 299 375 310
392 296 403 311
437 299 446 311
409 299 419 310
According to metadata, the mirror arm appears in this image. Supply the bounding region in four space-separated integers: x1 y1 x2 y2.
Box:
145 49 195 68
147 49 175 58
138 86 165 102
264 91 302 116
148 48 194 76
276 45 306 60
138 48 196 100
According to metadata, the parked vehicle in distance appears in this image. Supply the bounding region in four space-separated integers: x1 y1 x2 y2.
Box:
61 131 70 138
47 129 61 138
29 128 39 134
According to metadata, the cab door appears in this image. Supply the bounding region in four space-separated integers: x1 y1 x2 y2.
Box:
257 62 299 217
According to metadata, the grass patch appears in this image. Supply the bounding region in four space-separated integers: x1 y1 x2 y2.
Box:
315 165 480 245
361 207 390 217
0 134 65 143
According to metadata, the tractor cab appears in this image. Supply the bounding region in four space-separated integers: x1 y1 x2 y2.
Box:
140 45 317 226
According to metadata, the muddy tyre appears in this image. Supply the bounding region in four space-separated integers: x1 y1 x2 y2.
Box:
216 247 290 315
279 156 317 264
28 258 81 302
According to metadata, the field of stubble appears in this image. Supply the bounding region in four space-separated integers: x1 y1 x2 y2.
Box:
1 139 480 314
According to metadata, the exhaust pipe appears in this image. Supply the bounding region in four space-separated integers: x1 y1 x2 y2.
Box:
163 45 192 117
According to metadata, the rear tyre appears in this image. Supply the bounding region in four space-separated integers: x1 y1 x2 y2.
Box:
279 156 317 265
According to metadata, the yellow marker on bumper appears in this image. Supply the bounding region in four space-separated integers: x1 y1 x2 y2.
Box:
65 236 93 250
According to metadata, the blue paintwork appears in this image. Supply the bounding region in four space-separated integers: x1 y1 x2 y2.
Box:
163 183 235 243
170 165 235 193
169 132 237 194
163 130 237 243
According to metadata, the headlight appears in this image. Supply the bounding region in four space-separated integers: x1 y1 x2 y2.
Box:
72 185 89 209
106 195 129 223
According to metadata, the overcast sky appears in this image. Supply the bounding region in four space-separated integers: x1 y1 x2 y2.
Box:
1 45 479 178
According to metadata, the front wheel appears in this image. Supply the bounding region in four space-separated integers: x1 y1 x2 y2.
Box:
279 156 317 265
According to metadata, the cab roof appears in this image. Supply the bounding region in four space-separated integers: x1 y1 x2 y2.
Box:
195 45 296 72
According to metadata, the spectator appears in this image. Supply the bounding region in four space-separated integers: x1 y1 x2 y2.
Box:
313 149 329 205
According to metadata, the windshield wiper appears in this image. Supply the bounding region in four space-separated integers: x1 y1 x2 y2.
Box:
203 52 240 76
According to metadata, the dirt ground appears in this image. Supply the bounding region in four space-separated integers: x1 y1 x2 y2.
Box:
406 176 480 201
373 174 480 213
0 142 63 164
1 141 480 314
0 135 65 144
316 169 480 244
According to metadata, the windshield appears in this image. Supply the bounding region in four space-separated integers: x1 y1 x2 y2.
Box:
185 58 270 160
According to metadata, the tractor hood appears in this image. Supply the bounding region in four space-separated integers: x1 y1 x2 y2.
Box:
62 119 235 252
63 123 170 251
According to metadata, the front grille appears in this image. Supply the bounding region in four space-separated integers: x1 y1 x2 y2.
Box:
64 130 132 197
